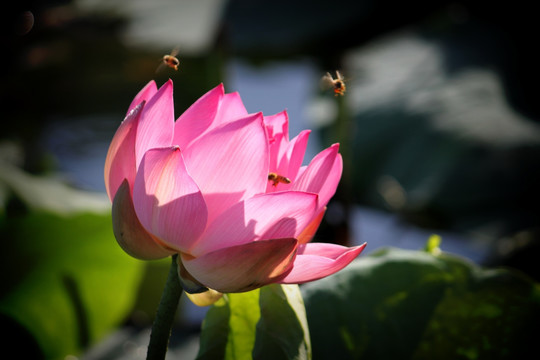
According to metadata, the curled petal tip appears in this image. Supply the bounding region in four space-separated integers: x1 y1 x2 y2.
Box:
278 242 366 284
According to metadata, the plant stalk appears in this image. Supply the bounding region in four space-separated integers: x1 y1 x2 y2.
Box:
147 254 182 360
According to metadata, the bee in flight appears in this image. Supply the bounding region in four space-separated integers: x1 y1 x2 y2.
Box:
156 48 180 73
320 70 346 96
268 172 291 187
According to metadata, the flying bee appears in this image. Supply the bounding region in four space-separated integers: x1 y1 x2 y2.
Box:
156 48 180 73
268 172 291 187
320 70 346 96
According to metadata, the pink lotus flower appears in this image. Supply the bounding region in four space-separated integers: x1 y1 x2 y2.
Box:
104 79 365 297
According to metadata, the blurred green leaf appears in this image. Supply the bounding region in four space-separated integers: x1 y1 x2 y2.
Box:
226 290 261 358
302 247 540 359
254 284 311 360
197 290 259 360
0 210 144 360
197 284 311 360
196 296 231 360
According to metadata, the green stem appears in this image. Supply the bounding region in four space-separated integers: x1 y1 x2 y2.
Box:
147 254 182 360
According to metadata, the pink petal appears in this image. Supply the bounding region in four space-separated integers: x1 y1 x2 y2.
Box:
280 130 310 181
264 110 289 143
183 113 269 224
296 208 326 244
278 242 367 284
172 84 224 149
292 143 343 210
267 131 285 180
104 102 144 201
177 255 210 293
181 238 298 293
296 165 307 180
190 191 318 256
173 88 249 151
133 147 208 253
265 111 289 176
214 92 249 127
135 80 175 169
266 130 311 193
112 180 175 260
127 80 157 115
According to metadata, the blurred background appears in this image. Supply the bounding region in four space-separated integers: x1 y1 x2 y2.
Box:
1 0 539 359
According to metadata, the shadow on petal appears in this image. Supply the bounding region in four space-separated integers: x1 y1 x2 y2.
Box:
177 255 208 294
297 207 326 245
182 238 299 293
112 180 175 260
